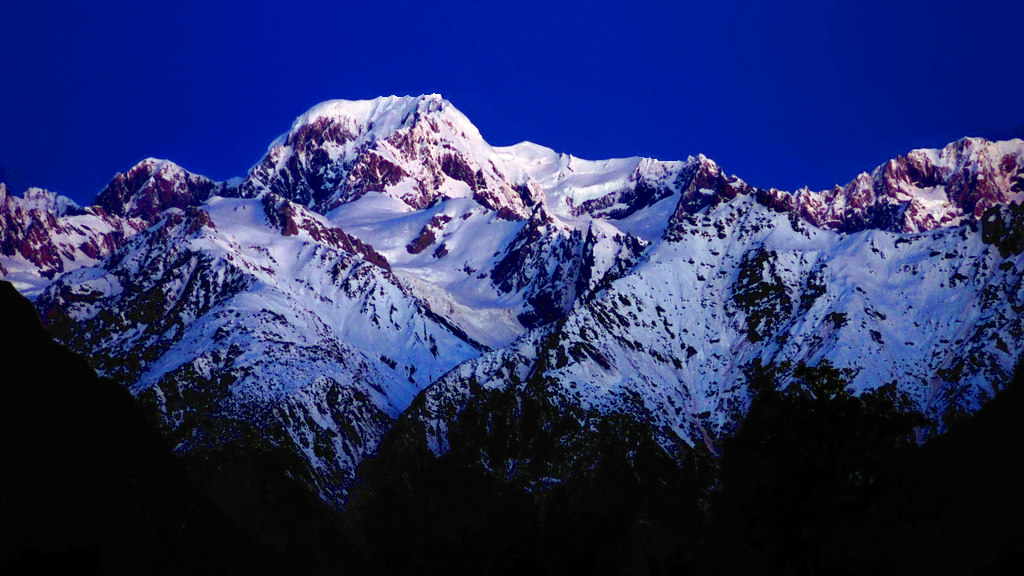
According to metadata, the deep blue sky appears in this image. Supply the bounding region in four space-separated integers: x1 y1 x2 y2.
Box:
2 0 1022 206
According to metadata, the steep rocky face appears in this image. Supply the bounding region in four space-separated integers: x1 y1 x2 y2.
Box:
759 137 1024 234
240 95 540 218
94 158 233 222
488 207 586 328
661 155 755 239
487 205 649 329
0 183 144 292
1 158 239 295
260 193 390 270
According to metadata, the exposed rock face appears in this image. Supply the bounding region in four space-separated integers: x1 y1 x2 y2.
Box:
405 214 452 255
261 193 390 270
568 158 682 219
0 183 143 289
95 158 232 222
759 137 1024 233
239 95 541 218
0 159 237 294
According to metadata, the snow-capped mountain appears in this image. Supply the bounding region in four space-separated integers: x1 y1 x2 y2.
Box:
397 195 1024 468
240 95 541 218
0 183 143 294
0 158 232 296
760 137 1024 233
95 157 237 221
37 193 477 506
3 94 1023 508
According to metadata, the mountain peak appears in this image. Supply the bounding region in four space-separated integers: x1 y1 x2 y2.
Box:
1 186 80 217
278 94 455 150
750 137 1024 234
295 94 444 122
94 158 223 221
242 94 532 216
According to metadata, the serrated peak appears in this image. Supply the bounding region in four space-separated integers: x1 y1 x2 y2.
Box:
0 185 79 216
94 158 219 221
279 94 456 149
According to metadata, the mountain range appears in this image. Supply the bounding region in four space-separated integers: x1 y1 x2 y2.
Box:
2 94 1023 572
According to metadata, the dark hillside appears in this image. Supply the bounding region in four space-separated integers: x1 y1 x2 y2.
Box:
0 281 348 575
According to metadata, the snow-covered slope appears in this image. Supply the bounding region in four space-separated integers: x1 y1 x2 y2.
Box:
4 94 1023 510
37 196 477 506
401 195 1024 466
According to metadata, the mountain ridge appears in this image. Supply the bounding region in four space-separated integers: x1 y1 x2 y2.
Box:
2 94 1023 515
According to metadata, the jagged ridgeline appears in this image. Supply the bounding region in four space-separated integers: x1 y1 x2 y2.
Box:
2 95 1024 573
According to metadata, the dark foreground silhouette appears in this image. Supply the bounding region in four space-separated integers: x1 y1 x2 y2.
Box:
0 281 351 575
